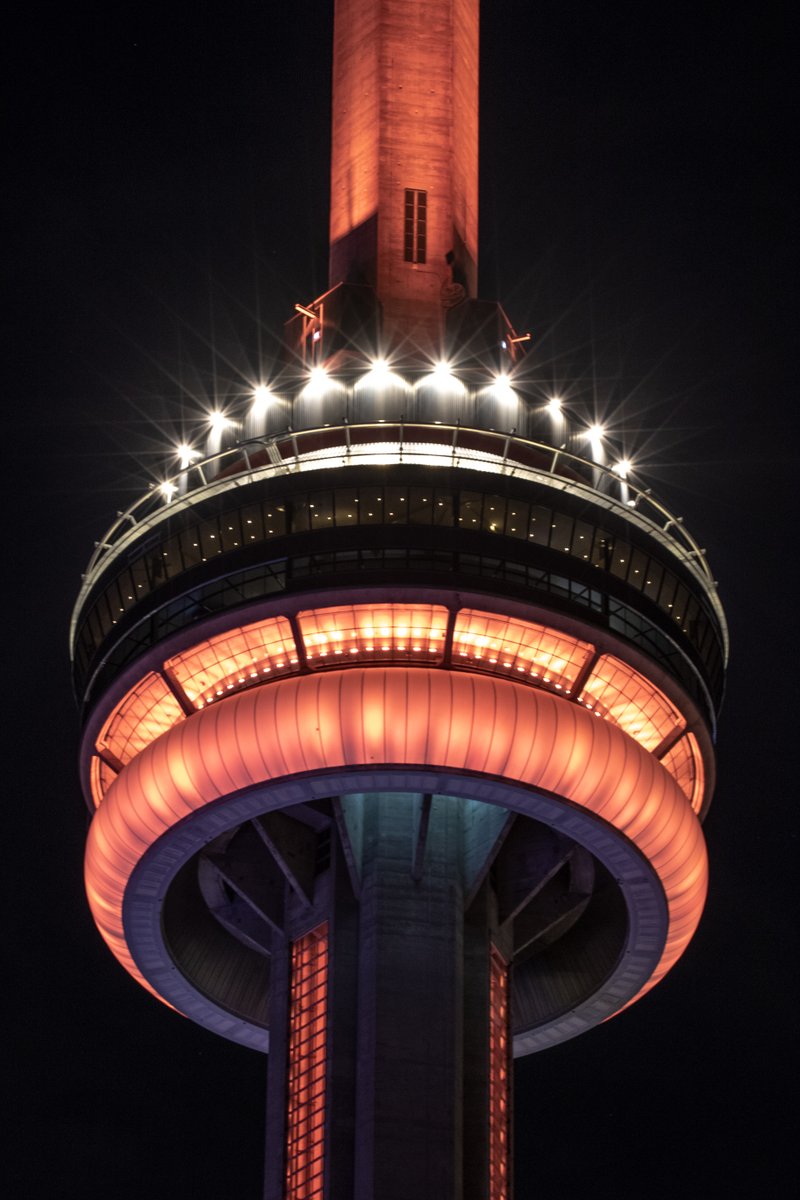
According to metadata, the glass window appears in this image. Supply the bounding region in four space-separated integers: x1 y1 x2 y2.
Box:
116 568 137 611
609 539 631 580
240 503 265 544
218 513 243 552
571 520 593 558
454 610 593 694
403 188 427 264
658 572 677 612
166 615 298 706
528 505 551 545
96 671 185 766
289 495 311 533
579 654 685 752
460 491 483 528
263 502 286 537
198 516 221 558
161 536 185 578
360 487 384 524
299 602 448 667
591 529 613 569
642 560 663 602
433 490 454 525
505 500 528 539
307 490 334 529
384 487 408 523
550 511 574 554
334 488 359 526
408 487 433 524
628 549 649 591
483 496 505 534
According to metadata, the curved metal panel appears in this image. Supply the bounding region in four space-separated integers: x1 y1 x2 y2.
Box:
85 667 707 1022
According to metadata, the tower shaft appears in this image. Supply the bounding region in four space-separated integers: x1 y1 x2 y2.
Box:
262 794 509 1200
329 0 479 355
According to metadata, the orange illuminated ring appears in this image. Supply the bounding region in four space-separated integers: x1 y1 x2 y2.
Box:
85 667 707 1051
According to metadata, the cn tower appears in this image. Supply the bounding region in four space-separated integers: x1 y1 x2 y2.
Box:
71 1 728 1197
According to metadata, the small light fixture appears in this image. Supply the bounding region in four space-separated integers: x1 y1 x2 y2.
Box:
175 443 198 469
251 384 272 415
208 410 232 434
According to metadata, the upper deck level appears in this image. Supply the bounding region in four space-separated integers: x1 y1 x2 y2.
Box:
70 357 728 734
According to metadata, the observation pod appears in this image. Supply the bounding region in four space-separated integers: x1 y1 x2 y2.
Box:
72 1 728 1197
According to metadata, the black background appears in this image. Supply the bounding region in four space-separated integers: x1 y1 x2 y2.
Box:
5 2 795 1196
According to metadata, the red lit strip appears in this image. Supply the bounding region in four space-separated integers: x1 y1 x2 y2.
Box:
285 925 328 1200
489 948 510 1200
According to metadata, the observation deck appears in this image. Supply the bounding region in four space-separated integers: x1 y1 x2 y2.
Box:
73 354 727 1060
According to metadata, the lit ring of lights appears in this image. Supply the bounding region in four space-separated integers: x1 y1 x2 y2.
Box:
85 668 706 1050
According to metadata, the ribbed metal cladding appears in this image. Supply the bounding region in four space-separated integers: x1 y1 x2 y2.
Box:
285 925 329 1200
86 667 706 1011
489 948 511 1200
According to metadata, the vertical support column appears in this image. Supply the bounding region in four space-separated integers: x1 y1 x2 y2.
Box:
353 793 465 1200
488 948 511 1200
284 926 329 1200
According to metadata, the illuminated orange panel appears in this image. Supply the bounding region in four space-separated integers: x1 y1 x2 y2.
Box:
579 654 685 752
453 609 593 695
489 948 510 1200
84 668 707 1022
660 732 705 815
95 671 185 769
90 754 118 809
165 616 297 707
298 603 448 666
285 925 328 1200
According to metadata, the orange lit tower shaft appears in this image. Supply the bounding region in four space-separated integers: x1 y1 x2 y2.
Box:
329 0 479 355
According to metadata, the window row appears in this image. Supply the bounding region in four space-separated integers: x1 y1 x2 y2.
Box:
76 485 721 678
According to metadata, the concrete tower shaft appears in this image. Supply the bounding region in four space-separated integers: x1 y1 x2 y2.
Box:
329 0 479 354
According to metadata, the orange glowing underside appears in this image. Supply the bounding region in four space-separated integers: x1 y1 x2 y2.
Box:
84 666 707 1021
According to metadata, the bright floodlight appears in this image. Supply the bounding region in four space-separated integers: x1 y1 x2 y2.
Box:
252 384 272 414
208 410 232 434
613 458 633 479
491 373 516 402
426 361 464 394
359 358 402 391
176 443 198 470
546 395 563 416
159 481 178 501
587 423 605 441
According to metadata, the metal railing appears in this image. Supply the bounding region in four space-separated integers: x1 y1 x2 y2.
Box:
72 421 728 659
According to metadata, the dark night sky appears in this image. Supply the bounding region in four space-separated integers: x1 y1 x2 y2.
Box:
5 2 796 1196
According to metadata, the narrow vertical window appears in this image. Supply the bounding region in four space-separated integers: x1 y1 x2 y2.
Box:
489 947 510 1200
404 188 427 263
285 923 329 1200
